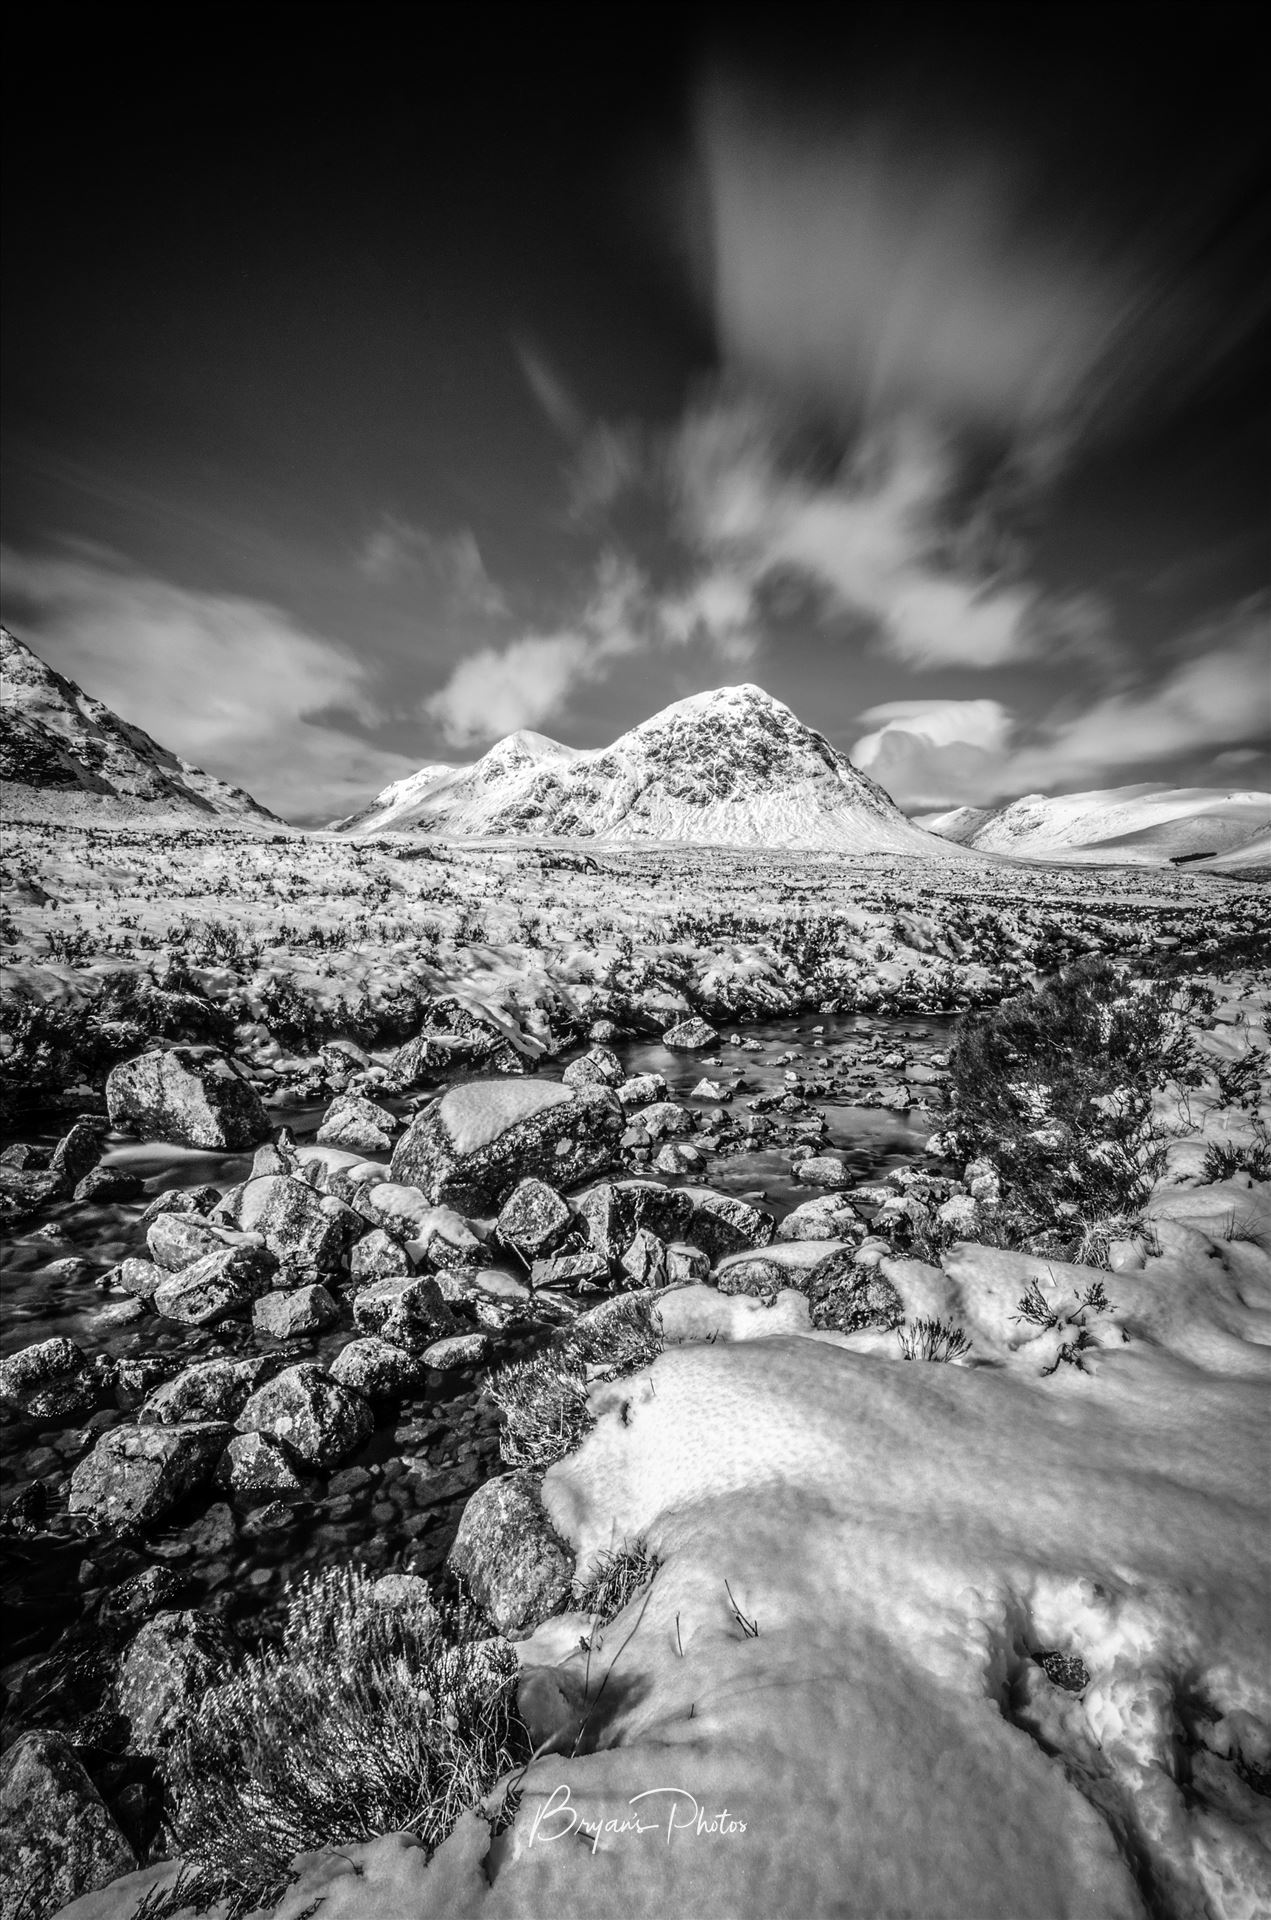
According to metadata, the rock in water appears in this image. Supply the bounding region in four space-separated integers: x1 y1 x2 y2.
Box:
316 1093 401 1151
235 1364 372 1468
139 1356 274 1425
662 1016 719 1050
389 1078 622 1212
447 1469 573 1635
252 1284 340 1338
329 1336 426 1398
152 1245 278 1325
0 1337 96 1423
68 1422 230 1531
106 1045 269 1149
351 1273 453 1351
219 1429 305 1498
0 1730 137 1920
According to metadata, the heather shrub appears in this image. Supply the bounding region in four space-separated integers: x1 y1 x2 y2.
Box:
949 959 1206 1227
145 1567 524 1918
489 1295 664 1468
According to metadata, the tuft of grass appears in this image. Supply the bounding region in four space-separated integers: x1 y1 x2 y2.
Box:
574 1537 661 1627
144 1567 524 1919
488 1296 664 1469
1202 1134 1271 1184
897 1317 972 1363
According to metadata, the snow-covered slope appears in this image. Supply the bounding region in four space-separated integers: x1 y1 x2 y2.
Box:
920 785 1271 868
0 626 278 822
336 685 959 854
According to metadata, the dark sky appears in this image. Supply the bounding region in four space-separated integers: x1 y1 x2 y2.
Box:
3 2 1268 821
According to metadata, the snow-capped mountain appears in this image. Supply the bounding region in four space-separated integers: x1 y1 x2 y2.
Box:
0 626 278 821
333 684 961 854
919 785 1271 869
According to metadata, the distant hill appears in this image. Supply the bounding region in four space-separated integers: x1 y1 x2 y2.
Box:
0 626 278 823
331 683 966 855
919 785 1271 870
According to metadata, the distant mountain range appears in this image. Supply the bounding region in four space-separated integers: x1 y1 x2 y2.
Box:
919 787 1271 871
330 684 961 855
0 626 278 823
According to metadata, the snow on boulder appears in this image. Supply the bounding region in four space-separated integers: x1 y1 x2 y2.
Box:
105 1045 269 1150
389 1078 622 1212
0 1730 136 1920
68 1421 230 1531
235 1363 372 1470
447 1469 574 1636
0 1336 96 1423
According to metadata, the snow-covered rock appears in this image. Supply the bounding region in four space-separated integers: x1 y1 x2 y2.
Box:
390 1079 622 1212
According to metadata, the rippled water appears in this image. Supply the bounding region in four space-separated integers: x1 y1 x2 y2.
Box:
0 1011 950 1713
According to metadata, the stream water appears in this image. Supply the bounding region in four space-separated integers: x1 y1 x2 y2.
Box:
0 1010 951 1711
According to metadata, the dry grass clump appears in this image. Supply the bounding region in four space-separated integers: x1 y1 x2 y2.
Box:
488 1295 664 1469
574 1537 661 1625
896 1317 972 1363
139 1566 523 1918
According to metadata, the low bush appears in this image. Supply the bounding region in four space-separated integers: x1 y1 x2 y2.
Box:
574 1537 661 1625
948 958 1208 1230
897 1317 972 1363
144 1567 524 1918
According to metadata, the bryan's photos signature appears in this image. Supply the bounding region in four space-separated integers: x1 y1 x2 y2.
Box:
528 1784 747 1854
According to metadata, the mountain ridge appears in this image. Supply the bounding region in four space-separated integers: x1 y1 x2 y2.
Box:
919 785 1271 870
331 683 963 855
0 626 279 823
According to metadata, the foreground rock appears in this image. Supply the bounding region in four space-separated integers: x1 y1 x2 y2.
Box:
215 1174 360 1272
235 1364 372 1468
389 1078 622 1212
448 1469 574 1635
68 1422 229 1531
152 1244 278 1325
105 1045 269 1149
0 1337 96 1423
116 1608 242 1756
0 1730 137 1920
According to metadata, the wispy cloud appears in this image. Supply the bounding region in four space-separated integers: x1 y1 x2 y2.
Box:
1 543 419 819
358 518 508 615
513 336 587 441
850 598 1270 806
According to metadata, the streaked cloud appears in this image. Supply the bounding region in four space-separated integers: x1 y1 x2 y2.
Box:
358 518 508 616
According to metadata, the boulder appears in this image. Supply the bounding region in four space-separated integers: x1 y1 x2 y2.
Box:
329 1336 426 1398
106 1045 269 1150
219 1429 305 1499
937 1194 982 1235
665 1242 710 1285
216 1174 360 1272
616 1071 668 1107
68 1421 230 1531
139 1356 274 1425
0 1337 96 1424
794 1155 851 1189
406 1204 491 1271
0 1730 137 1920
496 1178 574 1259
389 1079 621 1213
387 1032 459 1088
776 1194 863 1241
252 1284 340 1338
146 1211 245 1271
448 1469 573 1636
236 1364 372 1469
350 1227 414 1281
352 1273 453 1352
72 1166 145 1204
575 1180 694 1260
529 1249 610 1289
316 1093 401 1152
620 1227 667 1289
116 1608 242 1755
137 1184 221 1229
105 1255 167 1298
639 1101 693 1138
152 1244 278 1325
0 1163 64 1222
653 1141 701 1174
48 1116 108 1187
806 1250 904 1334
249 1134 300 1179
562 1044 624 1090
683 1191 774 1261
662 1016 719 1050
422 1331 489 1369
